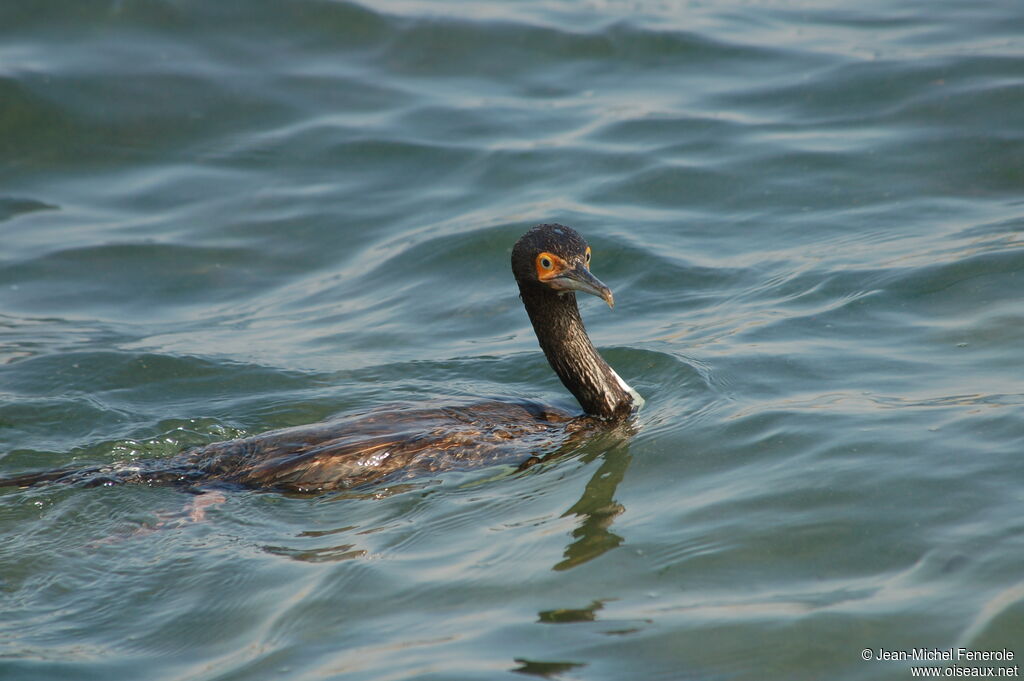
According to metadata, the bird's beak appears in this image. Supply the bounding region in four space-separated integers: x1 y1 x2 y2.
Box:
550 264 615 309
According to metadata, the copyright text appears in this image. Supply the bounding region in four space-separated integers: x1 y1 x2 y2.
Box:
861 648 1018 677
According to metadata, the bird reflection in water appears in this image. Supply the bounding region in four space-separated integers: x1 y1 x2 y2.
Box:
264 423 634 567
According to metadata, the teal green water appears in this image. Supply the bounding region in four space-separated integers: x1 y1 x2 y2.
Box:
2 1 1023 680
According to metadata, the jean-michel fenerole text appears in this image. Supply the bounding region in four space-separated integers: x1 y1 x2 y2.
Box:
873 648 1014 662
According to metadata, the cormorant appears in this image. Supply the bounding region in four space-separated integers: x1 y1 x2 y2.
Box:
0 224 641 492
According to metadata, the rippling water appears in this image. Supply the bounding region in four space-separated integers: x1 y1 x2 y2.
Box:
2 1 1022 680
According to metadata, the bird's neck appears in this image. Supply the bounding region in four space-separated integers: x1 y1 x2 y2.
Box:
520 287 639 420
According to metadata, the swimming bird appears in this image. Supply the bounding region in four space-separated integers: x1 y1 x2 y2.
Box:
0 224 641 493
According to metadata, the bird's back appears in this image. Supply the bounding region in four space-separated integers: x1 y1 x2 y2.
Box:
190 401 588 492
0 401 595 493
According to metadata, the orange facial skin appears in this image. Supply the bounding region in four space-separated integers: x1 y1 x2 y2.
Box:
533 246 612 307
534 246 591 281
535 251 569 281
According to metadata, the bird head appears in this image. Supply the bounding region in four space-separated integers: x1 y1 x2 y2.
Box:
511 223 614 308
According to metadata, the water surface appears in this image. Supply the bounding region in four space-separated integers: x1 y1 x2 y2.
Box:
2 1 1023 680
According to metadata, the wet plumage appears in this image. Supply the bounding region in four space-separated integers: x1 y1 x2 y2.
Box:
1 224 641 493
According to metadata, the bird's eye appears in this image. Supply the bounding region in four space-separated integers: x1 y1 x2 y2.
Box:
585 247 592 265
535 252 559 279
